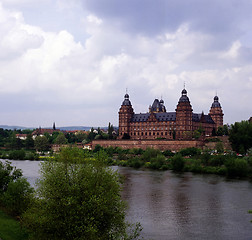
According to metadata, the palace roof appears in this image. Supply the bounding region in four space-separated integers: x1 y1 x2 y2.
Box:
131 112 214 123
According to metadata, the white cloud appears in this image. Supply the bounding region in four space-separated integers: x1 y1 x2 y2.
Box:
0 2 252 126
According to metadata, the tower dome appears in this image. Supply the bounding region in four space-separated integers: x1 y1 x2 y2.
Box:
179 88 189 102
211 95 221 108
122 93 131 106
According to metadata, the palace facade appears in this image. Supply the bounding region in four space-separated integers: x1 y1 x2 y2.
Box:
118 88 223 140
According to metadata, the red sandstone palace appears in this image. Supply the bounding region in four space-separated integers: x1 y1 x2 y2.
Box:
118 88 223 140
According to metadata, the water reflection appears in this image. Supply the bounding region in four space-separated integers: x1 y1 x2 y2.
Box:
118 168 252 240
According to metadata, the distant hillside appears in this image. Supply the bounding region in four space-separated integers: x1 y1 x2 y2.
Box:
0 125 101 131
0 125 34 130
0 125 118 131
58 126 92 131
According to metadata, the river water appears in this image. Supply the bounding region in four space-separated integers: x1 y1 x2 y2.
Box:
2 160 252 240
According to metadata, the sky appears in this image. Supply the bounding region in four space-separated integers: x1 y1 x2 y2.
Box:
0 0 252 128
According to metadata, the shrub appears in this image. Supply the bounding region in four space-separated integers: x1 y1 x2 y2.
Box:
0 161 22 194
9 150 26 160
0 161 33 217
179 147 201 157
209 155 226 166
149 154 166 170
128 156 143 168
200 153 211 165
215 142 224 153
162 150 175 157
93 144 103 153
171 154 185 172
1 178 34 216
225 158 248 177
141 148 161 162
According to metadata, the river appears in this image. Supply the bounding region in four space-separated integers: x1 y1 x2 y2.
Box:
2 160 252 240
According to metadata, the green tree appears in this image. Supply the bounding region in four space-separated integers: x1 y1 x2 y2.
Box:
1 178 34 216
34 136 50 152
88 127 97 141
215 142 224 153
229 121 252 153
25 134 34 149
75 132 88 143
0 161 22 194
22 148 142 240
54 132 68 144
217 126 224 136
0 161 33 216
171 154 185 172
225 157 248 177
108 122 114 139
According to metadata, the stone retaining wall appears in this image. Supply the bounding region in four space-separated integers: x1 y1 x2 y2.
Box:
91 139 204 151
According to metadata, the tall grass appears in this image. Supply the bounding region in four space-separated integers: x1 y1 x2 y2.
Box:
0 209 29 240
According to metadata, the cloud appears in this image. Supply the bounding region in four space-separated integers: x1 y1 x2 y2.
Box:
81 0 252 40
0 1 252 126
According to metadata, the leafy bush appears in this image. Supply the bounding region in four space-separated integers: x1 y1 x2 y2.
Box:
149 154 166 170
179 147 201 157
171 154 185 172
141 148 161 162
25 152 39 161
0 161 22 194
93 144 103 153
225 158 248 177
0 161 33 217
209 155 226 166
162 150 175 157
128 156 143 168
200 153 211 165
1 178 34 216
9 150 26 160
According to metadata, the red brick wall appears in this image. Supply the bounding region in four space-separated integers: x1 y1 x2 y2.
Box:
91 139 204 151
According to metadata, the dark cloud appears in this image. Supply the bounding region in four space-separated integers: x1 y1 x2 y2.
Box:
81 0 252 38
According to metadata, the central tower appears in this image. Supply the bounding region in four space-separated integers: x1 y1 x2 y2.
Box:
175 88 193 140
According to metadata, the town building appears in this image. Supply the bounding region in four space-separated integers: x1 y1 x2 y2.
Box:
118 88 224 140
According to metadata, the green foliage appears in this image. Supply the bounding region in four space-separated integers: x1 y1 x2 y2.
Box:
93 144 103 153
229 121 252 153
149 154 166 170
24 134 34 150
54 132 68 144
141 148 161 162
108 122 115 139
0 209 29 240
179 147 201 157
162 150 175 157
215 142 224 153
9 150 26 160
225 158 248 177
200 152 211 165
128 156 143 168
34 136 50 152
205 137 221 142
209 155 226 166
1 178 34 216
171 154 185 172
0 161 33 217
0 161 22 194
22 148 142 240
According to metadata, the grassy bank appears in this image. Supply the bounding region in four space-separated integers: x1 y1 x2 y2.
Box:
0 209 29 240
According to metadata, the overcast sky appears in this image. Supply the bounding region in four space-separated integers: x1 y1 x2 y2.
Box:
0 0 252 128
